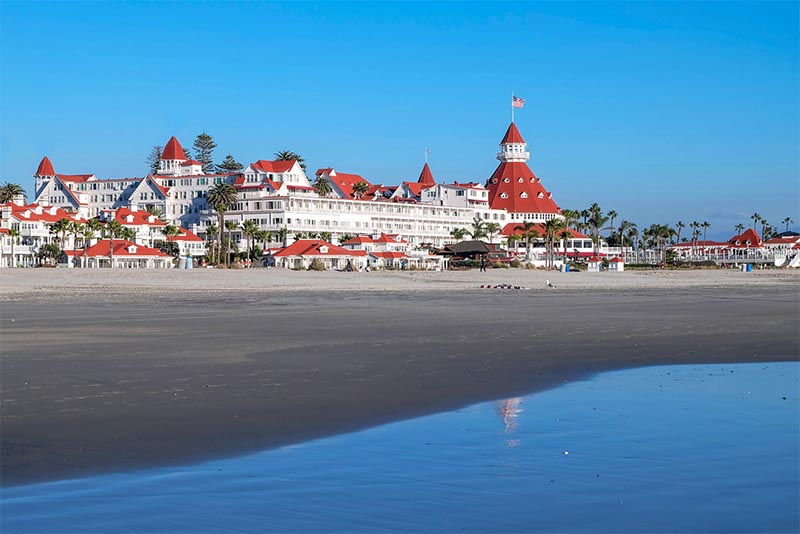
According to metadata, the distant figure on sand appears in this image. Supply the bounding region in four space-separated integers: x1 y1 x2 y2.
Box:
480 255 488 272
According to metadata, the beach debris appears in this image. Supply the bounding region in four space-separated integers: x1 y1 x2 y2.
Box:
545 280 556 288
479 284 529 290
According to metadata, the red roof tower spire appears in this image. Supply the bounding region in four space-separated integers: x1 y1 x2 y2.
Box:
417 162 436 186
35 156 56 176
162 136 187 161
501 122 526 144
485 122 561 216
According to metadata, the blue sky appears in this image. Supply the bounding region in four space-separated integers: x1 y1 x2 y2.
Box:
1 1 797 237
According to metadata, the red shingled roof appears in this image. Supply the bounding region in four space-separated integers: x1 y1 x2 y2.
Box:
2 202 86 224
56 174 94 182
251 160 295 173
111 207 166 227
180 159 203 166
501 222 589 240
35 156 56 176
162 136 187 160
331 172 372 199
501 122 525 144
167 227 202 242
417 163 435 185
728 228 762 248
370 251 409 259
487 162 560 214
74 240 170 258
273 239 367 257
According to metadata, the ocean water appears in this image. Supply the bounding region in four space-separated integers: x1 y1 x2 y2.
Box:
2 362 798 533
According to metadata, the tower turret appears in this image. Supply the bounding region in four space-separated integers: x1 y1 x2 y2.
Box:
34 156 56 193
496 122 530 163
158 136 188 175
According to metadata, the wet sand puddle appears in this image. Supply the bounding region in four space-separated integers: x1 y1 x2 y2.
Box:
2 362 797 533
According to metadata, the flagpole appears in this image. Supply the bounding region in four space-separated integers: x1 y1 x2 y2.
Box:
511 90 514 123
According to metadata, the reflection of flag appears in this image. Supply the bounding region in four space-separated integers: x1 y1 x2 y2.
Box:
512 96 525 108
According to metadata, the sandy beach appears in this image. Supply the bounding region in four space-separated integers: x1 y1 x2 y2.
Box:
1 268 798 486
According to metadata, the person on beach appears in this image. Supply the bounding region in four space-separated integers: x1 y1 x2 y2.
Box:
480 255 488 272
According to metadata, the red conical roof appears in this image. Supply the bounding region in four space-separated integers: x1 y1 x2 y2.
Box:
417 162 435 185
501 122 525 144
35 156 55 176
162 136 187 160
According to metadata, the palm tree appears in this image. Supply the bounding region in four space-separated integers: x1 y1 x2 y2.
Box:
514 220 539 260
587 203 607 255
81 222 100 268
352 181 370 200
544 218 565 270
689 221 701 253
7 228 20 267
241 219 259 259
560 209 580 261
0 183 26 204
470 216 487 239
675 221 685 244
49 217 72 251
484 222 501 244
734 223 745 235
274 150 306 172
314 176 333 198
626 226 640 261
506 234 521 254
750 212 761 231
617 220 637 261
207 183 238 265
759 218 768 239
105 219 123 268
783 217 794 233
278 227 289 247
205 224 218 264
147 206 166 221
224 220 239 266
68 221 84 267
606 210 618 240
449 227 468 241
254 229 271 252
701 221 711 249
120 227 136 241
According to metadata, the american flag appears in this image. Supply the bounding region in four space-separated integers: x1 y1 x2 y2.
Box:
512 96 525 108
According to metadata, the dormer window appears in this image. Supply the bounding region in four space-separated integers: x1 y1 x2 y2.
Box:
318 246 329 254
127 245 137 253
500 193 508 199
503 178 510 183
530 178 536 183
520 192 528 198
491 178 498 184
517 177 524 183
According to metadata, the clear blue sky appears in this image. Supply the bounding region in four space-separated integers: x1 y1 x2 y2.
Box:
2 1 797 238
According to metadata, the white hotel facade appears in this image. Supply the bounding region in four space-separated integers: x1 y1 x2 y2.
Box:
30 123 563 248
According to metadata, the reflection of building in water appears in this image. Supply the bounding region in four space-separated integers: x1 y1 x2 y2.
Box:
498 397 524 433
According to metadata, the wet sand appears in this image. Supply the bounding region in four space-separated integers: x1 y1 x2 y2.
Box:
1 269 798 486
